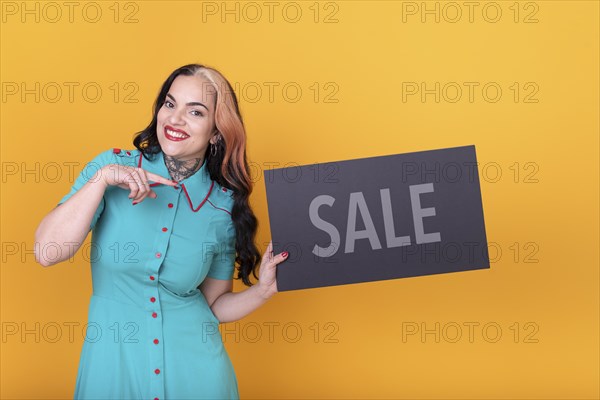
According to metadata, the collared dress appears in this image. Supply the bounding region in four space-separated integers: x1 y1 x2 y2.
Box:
58 148 239 400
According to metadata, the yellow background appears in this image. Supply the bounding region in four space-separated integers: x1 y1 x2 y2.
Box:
1 0 598 398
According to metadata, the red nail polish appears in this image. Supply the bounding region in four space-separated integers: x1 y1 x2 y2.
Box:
281 251 288 258
132 201 138 205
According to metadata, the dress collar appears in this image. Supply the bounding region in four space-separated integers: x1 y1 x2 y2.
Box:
137 150 214 212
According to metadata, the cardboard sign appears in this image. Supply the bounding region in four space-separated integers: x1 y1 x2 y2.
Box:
264 145 490 291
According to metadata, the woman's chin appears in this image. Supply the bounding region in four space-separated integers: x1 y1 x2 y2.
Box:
157 139 179 154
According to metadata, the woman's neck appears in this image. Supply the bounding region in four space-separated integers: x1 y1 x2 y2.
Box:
163 154 203 182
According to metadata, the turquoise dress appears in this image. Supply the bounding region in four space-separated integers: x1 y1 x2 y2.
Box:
58 148 239 400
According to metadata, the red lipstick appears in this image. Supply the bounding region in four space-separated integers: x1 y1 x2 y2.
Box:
164 125 190 141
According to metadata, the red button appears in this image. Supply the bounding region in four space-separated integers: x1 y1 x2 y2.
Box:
152 312 157 318
150 297 156 303
153 338 159 344
174 185 179 190
154 398 159 400
222 187 227 192
167 203 173 208
149 275 155 281
126 151 131 156
154 368 160 374
112 148 121 154
155 252 161 258
162 227 168 232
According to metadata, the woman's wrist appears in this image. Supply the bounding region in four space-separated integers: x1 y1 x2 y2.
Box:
255 282 276 300
91 166 110 190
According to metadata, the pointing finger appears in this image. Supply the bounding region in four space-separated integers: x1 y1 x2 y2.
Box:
137 168 157 201
147 172 178 186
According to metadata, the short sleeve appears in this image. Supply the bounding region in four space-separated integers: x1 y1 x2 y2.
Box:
57 149 113 232
206 219 237 280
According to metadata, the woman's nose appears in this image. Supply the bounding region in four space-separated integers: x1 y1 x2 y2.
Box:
168 108 185 124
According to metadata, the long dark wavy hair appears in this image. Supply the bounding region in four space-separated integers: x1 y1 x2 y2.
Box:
133 64 261 286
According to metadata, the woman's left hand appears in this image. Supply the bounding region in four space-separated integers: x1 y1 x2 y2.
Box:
257 241 288 299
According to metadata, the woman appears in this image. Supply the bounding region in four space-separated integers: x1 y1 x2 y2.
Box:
34 63 288 399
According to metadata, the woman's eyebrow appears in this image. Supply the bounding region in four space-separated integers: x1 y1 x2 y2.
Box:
166 93 209 111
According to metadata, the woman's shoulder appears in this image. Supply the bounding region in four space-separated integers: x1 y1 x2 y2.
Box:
207 180 235 217
88 147 141 167
109 147 141 164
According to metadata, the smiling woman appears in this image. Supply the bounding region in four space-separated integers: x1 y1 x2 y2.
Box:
33 64 289 400
157 75 219 163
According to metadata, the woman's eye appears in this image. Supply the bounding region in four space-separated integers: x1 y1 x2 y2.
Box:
164 100 174 108
191 110 203 117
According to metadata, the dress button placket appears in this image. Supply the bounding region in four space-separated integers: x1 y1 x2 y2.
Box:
148 255 164 400
147 191 179 400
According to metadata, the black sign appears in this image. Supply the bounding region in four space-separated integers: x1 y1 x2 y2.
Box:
264 145 490 291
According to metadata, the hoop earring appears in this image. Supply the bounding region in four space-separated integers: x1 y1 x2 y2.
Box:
210 134 221 157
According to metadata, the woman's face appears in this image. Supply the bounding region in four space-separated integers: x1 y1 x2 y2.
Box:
156 74 218 161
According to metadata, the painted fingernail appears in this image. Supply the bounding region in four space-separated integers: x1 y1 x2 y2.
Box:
132 201 138 205
281 251 288 258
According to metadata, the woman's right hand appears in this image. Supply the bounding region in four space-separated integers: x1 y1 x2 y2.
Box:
96 164 178 204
